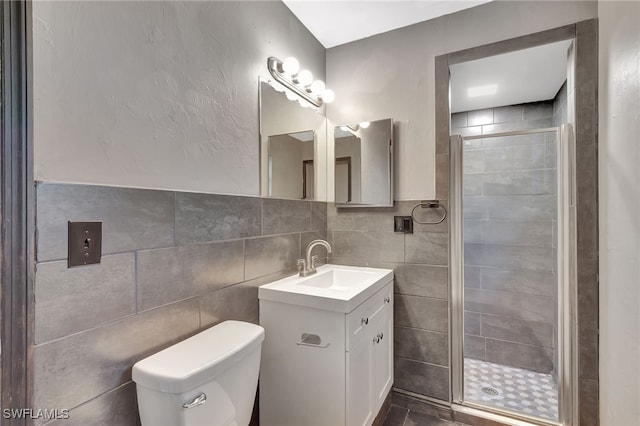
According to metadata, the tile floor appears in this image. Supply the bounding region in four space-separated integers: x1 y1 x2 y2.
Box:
464 357 559 422
382 404 466 426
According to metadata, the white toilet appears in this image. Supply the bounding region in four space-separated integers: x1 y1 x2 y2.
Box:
132 320 265 426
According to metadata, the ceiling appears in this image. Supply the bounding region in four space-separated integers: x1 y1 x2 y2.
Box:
450 39 572 113
281 0 492 48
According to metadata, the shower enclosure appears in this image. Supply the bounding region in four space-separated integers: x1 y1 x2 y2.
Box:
450 125 576 425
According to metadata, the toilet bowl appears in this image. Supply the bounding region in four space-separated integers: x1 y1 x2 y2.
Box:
132 320 265 426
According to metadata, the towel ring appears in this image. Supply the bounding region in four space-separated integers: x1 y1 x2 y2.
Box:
410 201 447 225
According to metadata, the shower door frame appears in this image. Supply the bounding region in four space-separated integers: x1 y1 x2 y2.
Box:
449 126 577 426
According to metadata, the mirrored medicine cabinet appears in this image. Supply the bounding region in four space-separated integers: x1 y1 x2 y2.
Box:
259 79 327 201
334 118 394 207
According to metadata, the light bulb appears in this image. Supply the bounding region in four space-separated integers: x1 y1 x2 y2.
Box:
285 91 297 101
310 80 326 95
359 121 370 129
282 57 300 75
321 89 335 103
296 70 313 86
340 126 349 132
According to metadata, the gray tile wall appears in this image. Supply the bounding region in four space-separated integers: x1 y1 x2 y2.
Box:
452 100 560 374
327 201 450 401
34 182 327 425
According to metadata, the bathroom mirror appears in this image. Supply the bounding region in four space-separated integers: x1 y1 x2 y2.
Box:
334 118 393 207
260 80 327 200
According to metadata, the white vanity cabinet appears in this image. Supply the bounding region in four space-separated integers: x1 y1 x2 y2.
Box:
259 278 393 426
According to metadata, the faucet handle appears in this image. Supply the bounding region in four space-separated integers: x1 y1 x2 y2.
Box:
297 259 306 273
311 255 319 270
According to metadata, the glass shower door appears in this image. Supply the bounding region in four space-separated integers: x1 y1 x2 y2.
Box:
450 126 576 425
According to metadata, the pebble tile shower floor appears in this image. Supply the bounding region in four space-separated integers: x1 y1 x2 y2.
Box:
464 358 559 422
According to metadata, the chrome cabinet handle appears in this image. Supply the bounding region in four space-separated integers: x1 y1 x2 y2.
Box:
297 333 330 348
378 332 384 340
361 317 369 325
182 393 206 409
384 296 391 304
373 335 380 343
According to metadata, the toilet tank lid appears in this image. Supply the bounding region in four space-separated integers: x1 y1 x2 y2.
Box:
132 320 265 394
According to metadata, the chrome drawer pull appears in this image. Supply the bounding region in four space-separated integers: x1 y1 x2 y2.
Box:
297 333 330 348
182 393 206 409
384 297 391 303
361 317 369 325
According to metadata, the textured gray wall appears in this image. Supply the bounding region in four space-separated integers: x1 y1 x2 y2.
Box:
33 183 327 425
452 100 559 374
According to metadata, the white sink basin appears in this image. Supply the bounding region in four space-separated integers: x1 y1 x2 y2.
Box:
258 264 394 313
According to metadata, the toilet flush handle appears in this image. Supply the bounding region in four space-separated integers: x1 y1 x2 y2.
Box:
182 393 207 409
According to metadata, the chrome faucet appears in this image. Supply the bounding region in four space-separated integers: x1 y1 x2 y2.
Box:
298 239 332 277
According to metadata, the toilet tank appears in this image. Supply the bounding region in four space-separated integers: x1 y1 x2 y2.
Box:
133 320 265 426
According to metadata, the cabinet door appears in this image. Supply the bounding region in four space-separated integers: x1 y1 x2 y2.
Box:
346 332 374 426
372 302 393 412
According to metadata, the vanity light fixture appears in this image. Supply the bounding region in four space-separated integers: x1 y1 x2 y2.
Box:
359 121 370 129
268 56 335 107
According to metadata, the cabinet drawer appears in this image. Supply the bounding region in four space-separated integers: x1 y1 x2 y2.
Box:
346 281 393 351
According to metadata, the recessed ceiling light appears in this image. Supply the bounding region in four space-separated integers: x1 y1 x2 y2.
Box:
468 84 497 98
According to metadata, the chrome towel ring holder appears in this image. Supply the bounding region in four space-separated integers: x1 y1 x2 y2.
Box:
410 200 447 225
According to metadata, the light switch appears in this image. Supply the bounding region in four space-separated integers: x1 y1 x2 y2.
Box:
394 216 413 233
68 221 102 267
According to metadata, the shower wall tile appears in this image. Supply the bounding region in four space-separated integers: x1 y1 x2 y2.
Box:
463 220 482 243
395 294 448 333
137 240 244 311
467 109 494 126
394 358 449 401
244 234 300 280
263 198 312 235
464 266 482 288
480 267 556 297
493 105 522 123
463 195 556 221
46 382 139 426
481 131 547 148
480 169 556 196
451 112 467 129
522 102 553 120
485 338 554 373
394 326 448 367
34 254 136 344
33 298 201 411
481 220 553 247
481 118 552 135
464 243 555 272
481 314 554 348
482 144 546 172
175 192 262 244
36 183 175 262
464 334 486 361
463 149 484 173
465 289 554 323
464 312 482 335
